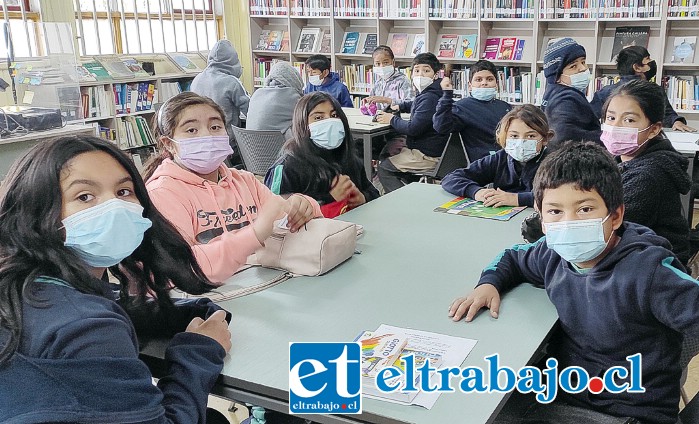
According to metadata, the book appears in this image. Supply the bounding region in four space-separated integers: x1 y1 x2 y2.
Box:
297 27 322 53
256 29 270 50
340 31 360 54
513 39 526 60
266 30 284 51
121 58 150 77
362 33 379 55
434 197 527 221
168 53 201 73
76 65 97 82
280 30 290 52
610 26 650 61
319 32 332 53
672 36 696 63
98 56 135 78
458 34 477 59
497 37 518 60
437 34 459 58
482 37 501 59
411 34 426 55
83 61 112 81
356 331 410 380
387 33 409 56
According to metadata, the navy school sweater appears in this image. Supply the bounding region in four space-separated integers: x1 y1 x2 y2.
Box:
303 72 353 108
432 90 511 162
590 75 686 128
617 137 691 264
541 83 602 150
477 223 699 424
389 78 450 158
440 148 548 207
0 277 226 424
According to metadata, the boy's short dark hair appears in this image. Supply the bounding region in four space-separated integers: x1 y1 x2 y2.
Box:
533 141 624 213
412 52 442 73
469 60 498 81
305 55 331 71
617 45 650 76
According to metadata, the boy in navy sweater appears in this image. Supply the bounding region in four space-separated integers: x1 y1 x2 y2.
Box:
432 60 511 161
303 54 353 108
375 53 450 193
590 45 696 132
541 38 602 149
441 105 551 208
450 141 699 424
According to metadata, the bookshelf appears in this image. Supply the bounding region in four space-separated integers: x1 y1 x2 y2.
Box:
74 52 207 167
247 0 699 126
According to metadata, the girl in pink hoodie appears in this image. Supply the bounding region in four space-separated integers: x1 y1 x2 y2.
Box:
143 92 322 284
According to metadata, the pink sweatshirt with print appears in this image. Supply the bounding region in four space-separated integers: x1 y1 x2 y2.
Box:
146 159 322 284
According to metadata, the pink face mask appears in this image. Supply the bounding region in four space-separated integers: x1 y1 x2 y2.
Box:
171 135 233 175
600 123 653 156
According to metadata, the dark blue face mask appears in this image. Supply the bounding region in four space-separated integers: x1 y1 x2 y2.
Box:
63 199 153 267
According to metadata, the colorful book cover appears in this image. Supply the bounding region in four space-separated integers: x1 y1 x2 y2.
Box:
458 34 477 59
672 36 696 63
482 37 501 59
341 31 360 54
610 26 650 61
497 37 518 60
297 28 321 53
83 61 112 81
76 65 97 82
437 34 459 58
121 58 150 77
362 33 379 55
388 33 409 56
169 53 200 72
280 30 290 52
513 39 526 60
411 34 426 55
355 331 409 379
266 30 284 51
434 197 527 221
256 29 270 50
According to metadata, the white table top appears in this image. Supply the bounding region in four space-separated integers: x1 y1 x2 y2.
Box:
666 130 699 154
206 184 558 424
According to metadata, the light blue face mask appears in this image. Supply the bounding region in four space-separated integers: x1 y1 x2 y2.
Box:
309 118 345 150
568 69 591 92
63 198 153 268
544 214 611 264
470 87 497 102
505 138 541 163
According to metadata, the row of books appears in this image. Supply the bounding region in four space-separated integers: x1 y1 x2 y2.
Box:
78 54 200 83
255 30 290 52
116 116 157 150
436 34 477 59
482 37 526 61
495 68 532 103
597 0 661 17
296 28 332 53
380 0 424 17
81 86 112 119
428 0 478 17
340 32 379 55
250 0 289 15
663 75 699 112
333 0 379 16
339 64 412 93
481 0 536 17
291 0 332 15
539 0 599 18
668 0 699 16
114 82 156 115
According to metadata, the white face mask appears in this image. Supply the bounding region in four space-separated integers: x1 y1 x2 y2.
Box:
505 138 541 163
373 65 395 79
567 69 591 92
309 118 345 150
309 74 323 86
544 214 612 264
413 76 433 92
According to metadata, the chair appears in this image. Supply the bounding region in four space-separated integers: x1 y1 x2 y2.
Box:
229 126 286 176
418 132 470 184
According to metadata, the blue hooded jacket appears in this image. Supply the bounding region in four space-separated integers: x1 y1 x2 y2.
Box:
303 71 353 107
477 222 699 423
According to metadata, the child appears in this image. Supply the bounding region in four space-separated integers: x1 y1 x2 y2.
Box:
441 104 551 208
590 45 696 132
0 135 231 423
143 92 322 283
432 59 511 162
540 37 601 149
450 141 699 424
602 79 691 263
364 45 413 111
375 53 450 193
303 54 353 108
264 92 379 218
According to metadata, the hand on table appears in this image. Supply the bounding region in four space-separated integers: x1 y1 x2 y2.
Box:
448 284 501 322
186 310 232 352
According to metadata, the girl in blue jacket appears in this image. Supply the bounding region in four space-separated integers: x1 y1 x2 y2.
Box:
441 104 552 207
0 135 231 424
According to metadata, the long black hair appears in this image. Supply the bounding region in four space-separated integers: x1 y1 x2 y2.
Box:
284 91 363 193
0 135 215 364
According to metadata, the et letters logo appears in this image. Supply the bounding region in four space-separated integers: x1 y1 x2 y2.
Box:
289 342 362 414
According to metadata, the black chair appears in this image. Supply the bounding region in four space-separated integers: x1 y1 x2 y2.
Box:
229 126 286 176
418 132 470 183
